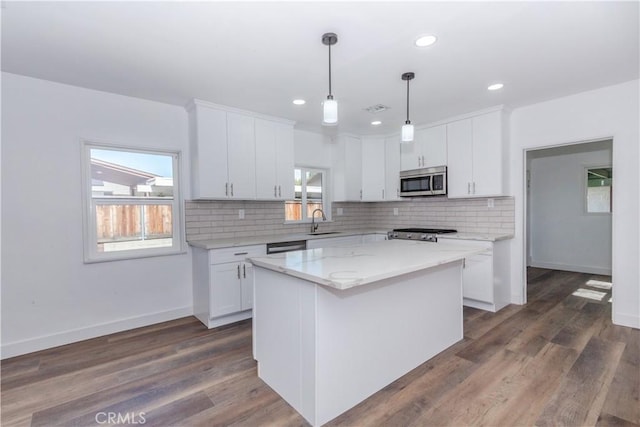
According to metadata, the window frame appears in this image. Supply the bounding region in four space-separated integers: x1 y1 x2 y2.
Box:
584 164 612 215
284 166 331 223
81 141 185 263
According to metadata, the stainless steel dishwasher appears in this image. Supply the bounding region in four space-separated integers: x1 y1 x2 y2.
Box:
266 240 307 254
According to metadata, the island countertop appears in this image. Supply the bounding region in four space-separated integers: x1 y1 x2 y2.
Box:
249 239 484 290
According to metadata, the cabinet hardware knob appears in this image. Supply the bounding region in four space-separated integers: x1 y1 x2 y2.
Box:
225 182 229 196
274 185 277 197
237 265 240 279
243 264 246 278
231 183 234 196
234 252 248 256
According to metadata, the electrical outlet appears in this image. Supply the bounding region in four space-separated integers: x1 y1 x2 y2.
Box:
337 207 344 216
487 198 495 208
238 209 245 219
393 208 399 216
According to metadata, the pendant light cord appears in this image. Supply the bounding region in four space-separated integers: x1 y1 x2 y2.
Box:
328 43 332 97
406 78 410 123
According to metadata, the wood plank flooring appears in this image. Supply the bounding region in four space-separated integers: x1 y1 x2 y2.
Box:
2 268 638 426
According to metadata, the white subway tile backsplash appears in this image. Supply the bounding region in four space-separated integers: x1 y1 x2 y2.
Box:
185 197 515 241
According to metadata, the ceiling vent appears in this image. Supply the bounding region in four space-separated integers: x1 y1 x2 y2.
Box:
364 104 391 114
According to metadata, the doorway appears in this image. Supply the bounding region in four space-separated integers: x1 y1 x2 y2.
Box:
525 139 613 299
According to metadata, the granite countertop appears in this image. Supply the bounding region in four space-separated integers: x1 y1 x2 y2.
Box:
249 239 484 290
187 229 390 249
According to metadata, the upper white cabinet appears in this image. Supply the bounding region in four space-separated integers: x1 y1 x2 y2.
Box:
400 125 447 171
187 100 295 200
447 110 507 198
384 135 401 201
227 112 256 199
361 136 386 201
332 135 363 201
255 118 294 200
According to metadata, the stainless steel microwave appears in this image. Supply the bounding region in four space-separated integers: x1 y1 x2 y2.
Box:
399 166 447 197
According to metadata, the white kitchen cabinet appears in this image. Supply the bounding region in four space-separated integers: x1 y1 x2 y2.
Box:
187 99 294 200
187 104 229 199
438 237 510 312
332 135 363 201
255 118 294 200
384 136 401 201
447 110 506 198
192 244 266 328
400 125 447 171
306 235 363 249
361 136 386 201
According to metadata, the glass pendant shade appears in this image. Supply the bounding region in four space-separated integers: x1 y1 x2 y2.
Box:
323 98 338 125
401 123 414 142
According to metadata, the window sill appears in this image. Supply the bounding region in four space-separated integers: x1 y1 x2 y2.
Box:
83 248 188 264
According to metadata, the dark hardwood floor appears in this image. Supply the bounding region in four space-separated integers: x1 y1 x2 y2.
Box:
2 268 638 426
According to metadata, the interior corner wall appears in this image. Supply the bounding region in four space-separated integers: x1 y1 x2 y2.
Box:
1 73 193 358
509 79 640 329
528 147 612 275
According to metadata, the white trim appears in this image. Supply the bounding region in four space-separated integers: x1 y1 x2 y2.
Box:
185 99 296 126
612 312 640 329
0 306 193 359
81 140 185 263
529 261 612 276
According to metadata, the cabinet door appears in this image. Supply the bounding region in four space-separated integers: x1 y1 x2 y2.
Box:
400 140 421 171
254 119 278 199
344 136 363 201
447 118 473 198
472 111 503 196
418 125 447 168
210 263 242 318
227 113 256 199
241 261 254 310
384 136 401 200
275 123 295 200
190 105 228 199
361 137 386 201
462 253 494 303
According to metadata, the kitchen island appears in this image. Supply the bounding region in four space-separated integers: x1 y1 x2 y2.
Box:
250 239 483 426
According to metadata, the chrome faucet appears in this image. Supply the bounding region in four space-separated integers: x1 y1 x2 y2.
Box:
310 208 327 233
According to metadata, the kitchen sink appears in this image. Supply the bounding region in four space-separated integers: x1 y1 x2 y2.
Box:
307 231 342 236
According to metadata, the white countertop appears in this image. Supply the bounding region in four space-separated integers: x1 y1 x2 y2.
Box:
439 232 513 242
249 239 484 290
187 229 512 249
187 229 389 249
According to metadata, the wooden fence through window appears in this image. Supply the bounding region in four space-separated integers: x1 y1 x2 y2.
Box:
96 205 172 242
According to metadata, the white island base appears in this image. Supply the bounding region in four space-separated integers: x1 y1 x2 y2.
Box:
253 261 464 426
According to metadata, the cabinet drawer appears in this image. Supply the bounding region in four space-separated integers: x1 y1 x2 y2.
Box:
438 238 492 251
209 244 266 264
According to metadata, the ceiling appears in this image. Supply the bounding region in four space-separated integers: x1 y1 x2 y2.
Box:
2 1 638 136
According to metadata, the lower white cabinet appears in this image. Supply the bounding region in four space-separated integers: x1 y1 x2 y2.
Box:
439 237 510 312
192 244 266 328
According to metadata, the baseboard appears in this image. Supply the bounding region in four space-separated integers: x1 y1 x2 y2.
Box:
1 306 193 360
613 312 640 329
529 261 611 276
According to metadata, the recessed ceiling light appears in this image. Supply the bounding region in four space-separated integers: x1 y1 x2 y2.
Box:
371 120 382 126
415 35 437 47
292 99 306 105
487 83 504 91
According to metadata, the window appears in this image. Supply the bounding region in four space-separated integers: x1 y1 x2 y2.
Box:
82 142 183 262
285 167 328 222
586 166 612 213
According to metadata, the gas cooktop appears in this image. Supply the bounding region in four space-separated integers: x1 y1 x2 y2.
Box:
388 228 457 242
392 228 457 234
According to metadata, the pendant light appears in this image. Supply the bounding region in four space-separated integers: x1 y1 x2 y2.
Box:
322 32 338 125
401 72 415 142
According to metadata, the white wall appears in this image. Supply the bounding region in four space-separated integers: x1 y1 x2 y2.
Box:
293 129 332 168
1 73 193 358
528 143 612 275
510 79 639 329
